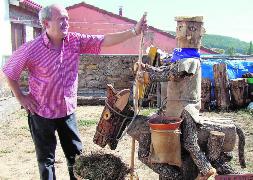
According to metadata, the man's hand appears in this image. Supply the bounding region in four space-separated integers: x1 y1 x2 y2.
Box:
134 62 150 85
5 76 39 114
134 62 147 73
18 94 39 114
134 13 148 35
102 12 147 47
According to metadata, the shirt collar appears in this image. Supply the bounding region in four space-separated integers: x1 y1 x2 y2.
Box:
42 32 69 49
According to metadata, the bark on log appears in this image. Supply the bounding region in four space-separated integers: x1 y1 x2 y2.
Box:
201 78 211 111
213 63 230 110
127 115 238 179
207 131 225 161
197 118 236 152
156 82 161 107
160 82 168 106
230 78 249 108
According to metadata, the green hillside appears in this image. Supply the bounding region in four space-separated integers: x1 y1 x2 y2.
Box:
168 31 251 55
202 34 250 54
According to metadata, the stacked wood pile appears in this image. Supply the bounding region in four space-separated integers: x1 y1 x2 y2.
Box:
201 63 251 111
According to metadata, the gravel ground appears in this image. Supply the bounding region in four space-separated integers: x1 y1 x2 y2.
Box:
0 106 252 180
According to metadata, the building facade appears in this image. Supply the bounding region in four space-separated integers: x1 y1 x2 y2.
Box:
0 0 42 68
67 2 216 55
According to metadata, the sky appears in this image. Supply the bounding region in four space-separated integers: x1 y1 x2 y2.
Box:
33 0 253 43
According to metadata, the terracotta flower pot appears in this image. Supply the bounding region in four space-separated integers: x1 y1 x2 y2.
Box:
148 116 182 130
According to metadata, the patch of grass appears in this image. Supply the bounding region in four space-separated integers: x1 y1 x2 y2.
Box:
245 160 253 171
78 119 97 127
21 126 29 131
237 108 253 117
139 108 157 116
0 149 13 154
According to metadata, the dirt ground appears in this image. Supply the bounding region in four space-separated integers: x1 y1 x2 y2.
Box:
0 106 252 180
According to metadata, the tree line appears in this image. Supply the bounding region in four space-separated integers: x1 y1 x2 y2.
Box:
202 34 252 55
167 31 253 55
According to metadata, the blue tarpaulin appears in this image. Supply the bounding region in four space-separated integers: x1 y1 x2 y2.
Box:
201 59 253 81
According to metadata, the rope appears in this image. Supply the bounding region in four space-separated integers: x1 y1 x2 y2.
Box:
96 99 138 141
105 100 132 119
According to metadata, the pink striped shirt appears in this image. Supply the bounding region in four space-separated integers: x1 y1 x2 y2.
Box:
3 32 104 118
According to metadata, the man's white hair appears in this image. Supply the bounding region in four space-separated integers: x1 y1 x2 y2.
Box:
39 5 53 28
39 4 66 28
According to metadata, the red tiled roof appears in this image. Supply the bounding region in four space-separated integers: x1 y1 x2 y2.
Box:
67 2 176 39
67 2 217 54
20 0 42 11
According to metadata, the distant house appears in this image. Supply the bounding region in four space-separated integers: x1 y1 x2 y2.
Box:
9 0 42 51
67 2 216 55
1 0 42 67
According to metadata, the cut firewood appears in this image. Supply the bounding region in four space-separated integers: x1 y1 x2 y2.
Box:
207 131 225 161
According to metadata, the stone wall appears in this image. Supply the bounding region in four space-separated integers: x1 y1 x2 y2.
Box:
14 54 142 98
78 54 139 97
1 54 141 110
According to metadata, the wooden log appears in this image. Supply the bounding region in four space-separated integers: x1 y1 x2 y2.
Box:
156 82 161 107
127 115 237 179
160 82 168 104
230 78 249 108
201 78 211 111
198 119 236 152
213 63 230 111
207 131 225 161
202 117 233 123
127 116 237 154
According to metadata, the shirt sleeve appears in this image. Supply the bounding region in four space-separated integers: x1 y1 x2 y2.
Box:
79 34 104 54
2 43 29 81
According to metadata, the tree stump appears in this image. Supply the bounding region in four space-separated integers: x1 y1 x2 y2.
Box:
197 118 236 152
207 131 225 161
201 78 211 111
213 63 230 110
230 78 249 108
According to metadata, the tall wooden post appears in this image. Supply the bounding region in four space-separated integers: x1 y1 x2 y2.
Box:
230 78 249 108
201 78 211 111
213 63 230 110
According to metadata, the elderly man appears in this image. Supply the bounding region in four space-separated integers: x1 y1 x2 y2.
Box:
2 4 146 180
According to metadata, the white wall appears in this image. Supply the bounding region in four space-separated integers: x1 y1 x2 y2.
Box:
26 26 34 42
0 0 12 68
